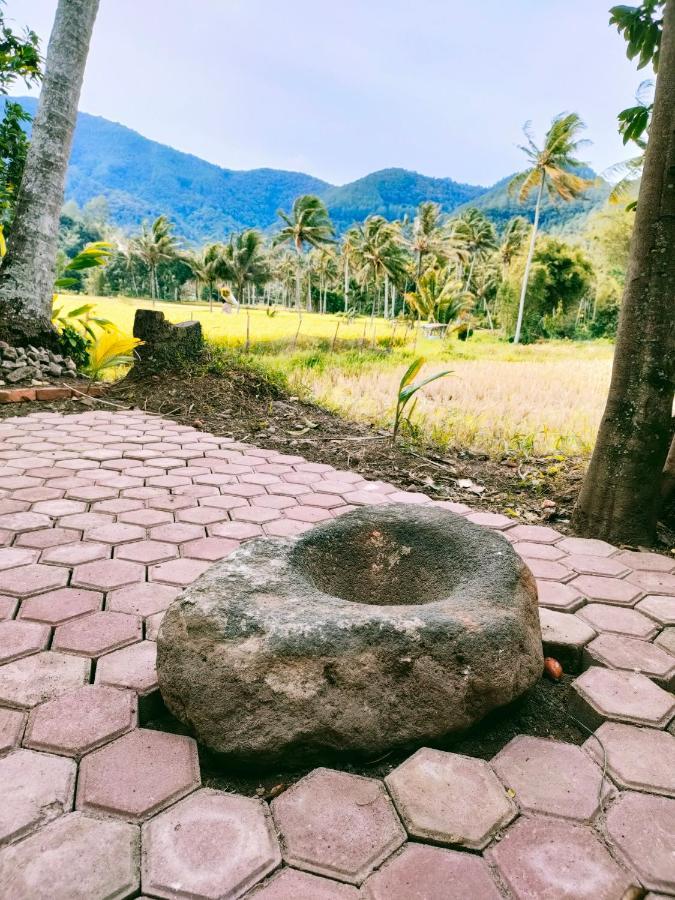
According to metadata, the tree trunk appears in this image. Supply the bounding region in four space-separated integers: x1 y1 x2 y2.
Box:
572 1 675 546
0 0 100 347
344 257 349 311
513 175 544 345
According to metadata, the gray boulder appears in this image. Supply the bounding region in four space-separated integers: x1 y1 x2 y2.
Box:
158 504 543 763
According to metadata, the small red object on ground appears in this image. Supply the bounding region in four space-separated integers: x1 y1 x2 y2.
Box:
544 657 563 680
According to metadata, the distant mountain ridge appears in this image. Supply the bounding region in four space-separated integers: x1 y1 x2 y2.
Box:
8 97 608 243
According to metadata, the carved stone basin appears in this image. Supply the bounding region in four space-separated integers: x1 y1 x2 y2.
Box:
157 504 543 763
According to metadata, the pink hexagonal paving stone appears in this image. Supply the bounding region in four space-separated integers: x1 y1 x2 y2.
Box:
144 610 165 641
492 735 611 821
0 748 76 844
208 520 263 540
627 570 675 595
149 522 206 543
514 541 567 561
0 594 17 620
505 524 561 543
576 603 659 639
584 633 675 689
585 722 675 797
0 511 51 533
0 708 25 755
118 508 175 528
58 512 115 531
285 505 333 523
341 490 391 506
141 788 281 899
264 518 312 537
655 626 675 656
180 536 240 562
231 506 283 525
86 522 147 545
0 812 140 900
149 557 211 586
271 768 405 885
556 536 618 557
637 595 675 625
0 651 90 709
536 579 585 612
571 574 642 607
571 666 675 730
526 558 573 581
31 499 87 517
147 494 196 512
384 748 515 850
24 685 137 758
15 526 81 549
65 484 121 503
564 554 630 577
361 843 502 900
539 607 596 671
106 582 179 618
77 729 200 823
605 792 675 894
175 506 231 526
41 540 110 567
72 558 146 592
487 816 636 900
19 586 103 625
0 546 38 569
0 619 50 664
95 641 158 697
52 611 142 659
2 562 69 597
115 539 178 565
613 550 675 573
247 868 359 898
302 492 346 510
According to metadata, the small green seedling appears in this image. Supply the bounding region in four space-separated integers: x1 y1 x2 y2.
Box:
393 356 452 440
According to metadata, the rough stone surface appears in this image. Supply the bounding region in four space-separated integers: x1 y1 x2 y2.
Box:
158 504 543 761
133 309 203 372
487 816 636 900
0 812 140 900
141 788 281 899
384 748 516 849
271 768 406 885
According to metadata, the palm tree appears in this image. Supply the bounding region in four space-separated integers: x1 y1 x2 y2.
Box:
310 248 338 313
453 209 497 291
509 112 593 343
499 217 530 272
132 215 178 303
349 216 408 317
274 195 335 309
221 229 269 305
0 0 100 346
411 201 446 283
404 267 473 327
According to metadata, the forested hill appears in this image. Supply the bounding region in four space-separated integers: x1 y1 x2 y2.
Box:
9 97 608 242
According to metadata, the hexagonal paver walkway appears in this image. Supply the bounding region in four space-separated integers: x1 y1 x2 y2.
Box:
0 409 673 897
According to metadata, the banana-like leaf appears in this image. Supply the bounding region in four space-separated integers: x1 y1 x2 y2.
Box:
399 357 425 392
400 369 453 402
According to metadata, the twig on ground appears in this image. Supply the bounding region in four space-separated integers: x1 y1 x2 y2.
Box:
65 384 128 409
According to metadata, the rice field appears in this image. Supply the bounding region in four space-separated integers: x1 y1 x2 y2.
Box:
59 294 614 458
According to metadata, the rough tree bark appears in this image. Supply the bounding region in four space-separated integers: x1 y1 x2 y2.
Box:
572 0 675 546
0 0 100 347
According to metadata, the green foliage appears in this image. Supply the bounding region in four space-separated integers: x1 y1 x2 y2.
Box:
610 2 664 71
54 242 114 290
0 5 41 94
221 229 270 300
275 195 335 254
84 328 143 381
56 324 89 368
393 357 452 440
405 268 472 325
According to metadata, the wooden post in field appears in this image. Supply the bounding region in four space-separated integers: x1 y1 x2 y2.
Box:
245 309 251 352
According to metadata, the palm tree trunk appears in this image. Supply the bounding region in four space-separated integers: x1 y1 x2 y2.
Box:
0 0 100 346
464 255 476 292
572 1 675 546
344 257 349 311
513 176 544 344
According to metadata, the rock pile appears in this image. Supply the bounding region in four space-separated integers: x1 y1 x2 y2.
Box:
0 342 77 386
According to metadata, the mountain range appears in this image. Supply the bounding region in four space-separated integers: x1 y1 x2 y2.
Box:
9 97 609 244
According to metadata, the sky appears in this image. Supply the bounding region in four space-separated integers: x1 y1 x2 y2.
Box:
7 0 643 187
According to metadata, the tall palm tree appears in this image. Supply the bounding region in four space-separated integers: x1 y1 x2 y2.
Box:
349 216 408 316
410 201 446 283
453 209 497 290
509 112 593 343
221 229 269 305
499 217 530 272
274 195 335 309
0 0 100 345
132 215 178 303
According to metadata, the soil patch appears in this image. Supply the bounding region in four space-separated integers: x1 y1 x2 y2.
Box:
144 674 585 798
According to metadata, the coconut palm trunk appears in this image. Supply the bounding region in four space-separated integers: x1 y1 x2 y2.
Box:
513 177 544 345
0 0 100 346
572 0 675 545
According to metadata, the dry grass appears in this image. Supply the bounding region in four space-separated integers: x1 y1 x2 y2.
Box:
59 294 614 458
